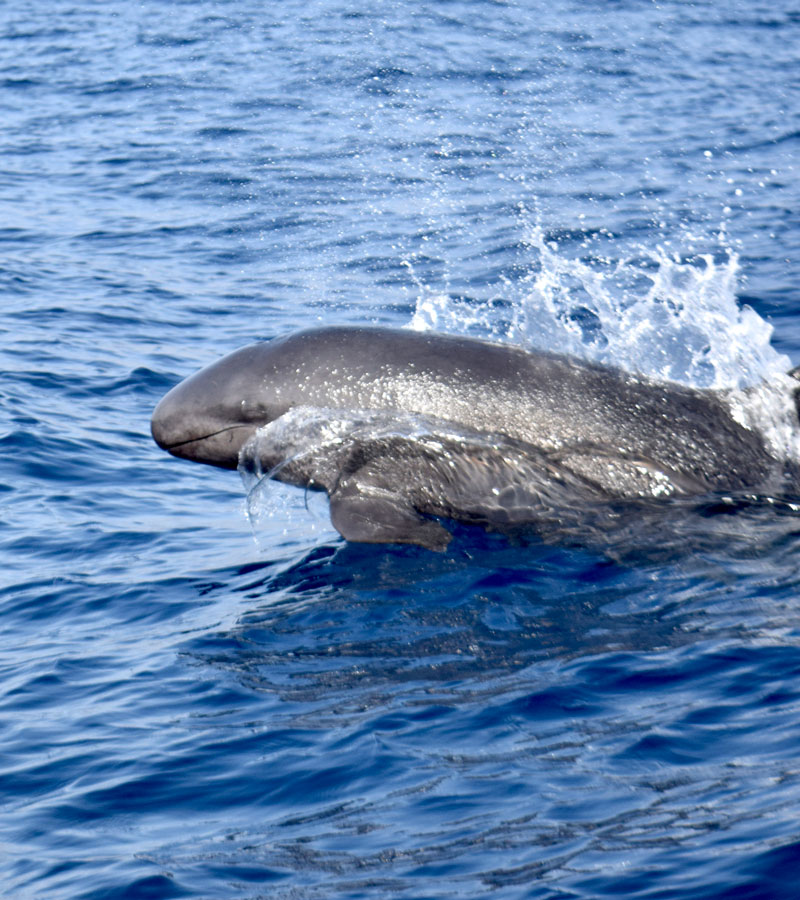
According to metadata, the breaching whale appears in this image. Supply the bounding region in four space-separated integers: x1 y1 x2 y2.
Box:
151 326 800 550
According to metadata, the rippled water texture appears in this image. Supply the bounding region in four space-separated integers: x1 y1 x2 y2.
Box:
3 2 800 898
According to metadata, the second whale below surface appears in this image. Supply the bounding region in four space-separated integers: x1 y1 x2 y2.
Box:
151 326 800 550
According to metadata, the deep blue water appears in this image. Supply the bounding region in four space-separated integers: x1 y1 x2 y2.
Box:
4 2 800 897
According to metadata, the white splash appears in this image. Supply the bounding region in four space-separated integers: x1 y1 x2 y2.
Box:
513 226 786 391
238 407 441 546
238 410 347 548
407 225 800 462
408 289 504 339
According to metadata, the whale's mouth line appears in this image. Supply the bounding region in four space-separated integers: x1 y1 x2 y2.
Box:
162 423 253 451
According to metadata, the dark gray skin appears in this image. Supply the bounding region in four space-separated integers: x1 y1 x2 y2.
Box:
151 326 800 550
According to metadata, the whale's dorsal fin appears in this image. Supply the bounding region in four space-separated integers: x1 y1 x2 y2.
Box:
329 474 451 551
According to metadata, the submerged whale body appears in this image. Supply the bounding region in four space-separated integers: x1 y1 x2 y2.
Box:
151 326 800 550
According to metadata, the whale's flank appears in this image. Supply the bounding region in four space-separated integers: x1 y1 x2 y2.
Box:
151 326 800 549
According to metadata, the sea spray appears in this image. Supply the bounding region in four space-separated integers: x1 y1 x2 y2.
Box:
239 408 439 546
409 226 800 461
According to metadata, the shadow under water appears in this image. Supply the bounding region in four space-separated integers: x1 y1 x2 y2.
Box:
167 507 800 899
191 494 800 703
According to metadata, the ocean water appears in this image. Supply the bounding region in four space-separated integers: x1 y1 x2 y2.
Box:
3 1 800 897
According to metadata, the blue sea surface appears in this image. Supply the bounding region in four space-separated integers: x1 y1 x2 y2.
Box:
3 1 800 897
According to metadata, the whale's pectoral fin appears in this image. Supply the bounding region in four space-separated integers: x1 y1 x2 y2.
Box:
329 477 451 552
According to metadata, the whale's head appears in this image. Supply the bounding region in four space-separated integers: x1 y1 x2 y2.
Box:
151 342 291 469
152 325 491 470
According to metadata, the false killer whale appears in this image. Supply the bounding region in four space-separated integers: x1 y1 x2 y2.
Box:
151 326 800 550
